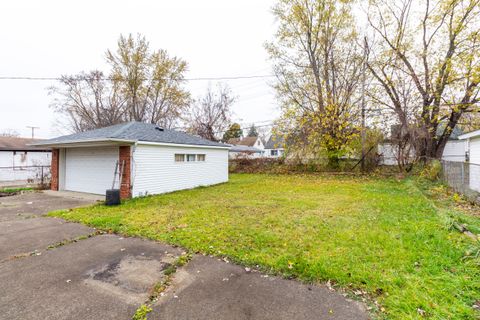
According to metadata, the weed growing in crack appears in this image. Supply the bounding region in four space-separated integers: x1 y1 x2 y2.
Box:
132 304 152 320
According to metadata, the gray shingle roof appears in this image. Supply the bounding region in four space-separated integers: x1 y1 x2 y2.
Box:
34 122 229 148
265 135 285 149
0 137 50 151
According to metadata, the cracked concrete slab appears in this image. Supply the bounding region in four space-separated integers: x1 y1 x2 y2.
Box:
0 217 95 261
151 255 368 320
0 192 95 222
0 234 183 320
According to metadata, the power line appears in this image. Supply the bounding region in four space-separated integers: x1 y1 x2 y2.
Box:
0 74 276 82
176 121 276 136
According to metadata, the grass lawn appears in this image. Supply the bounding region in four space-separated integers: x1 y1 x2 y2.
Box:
50 174 480 319
1 187 33 193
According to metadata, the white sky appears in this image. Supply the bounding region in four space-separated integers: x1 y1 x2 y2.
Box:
0 0 278 138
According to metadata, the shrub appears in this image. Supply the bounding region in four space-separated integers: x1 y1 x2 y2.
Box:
419 160 442 181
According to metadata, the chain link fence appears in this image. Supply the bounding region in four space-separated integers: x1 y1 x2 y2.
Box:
0 165 51 187
441 160 480 202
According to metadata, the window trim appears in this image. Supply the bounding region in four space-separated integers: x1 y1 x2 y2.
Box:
175 153 207 163
174 154 185 162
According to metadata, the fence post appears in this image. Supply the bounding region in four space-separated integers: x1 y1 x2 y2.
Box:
461 162 464 193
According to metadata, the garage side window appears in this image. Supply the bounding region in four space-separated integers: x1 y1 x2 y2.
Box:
197 154 206 161
187 154 196 162
175 154 185 162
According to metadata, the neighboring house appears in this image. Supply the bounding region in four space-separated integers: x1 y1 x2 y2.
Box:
264 135 285 158
379 139 465 166
379 125 465 165
228 145 263 159
441 140 467 162
0 137 51 182
33 122 230 198
377 142 399 166
458 129 480 192
227 136 266 158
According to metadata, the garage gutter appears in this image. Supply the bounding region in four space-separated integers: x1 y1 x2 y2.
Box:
458 129 480 140
30 138 231 150
137 141 231 150
29 138 136 148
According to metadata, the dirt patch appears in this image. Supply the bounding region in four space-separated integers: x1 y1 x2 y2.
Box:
92 255 172 293
85 254 178 304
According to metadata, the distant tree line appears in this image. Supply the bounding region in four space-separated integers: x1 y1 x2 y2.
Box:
267 0 480 167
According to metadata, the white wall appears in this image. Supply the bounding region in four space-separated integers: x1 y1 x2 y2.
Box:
264 148 284 158
254 138 265 150
229 151 264 159
469 137 480 192
0 151 51 182
442 140 466 162
378 143 397 166
132 144 229 197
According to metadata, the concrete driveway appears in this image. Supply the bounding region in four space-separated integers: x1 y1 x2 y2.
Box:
0 192 368 320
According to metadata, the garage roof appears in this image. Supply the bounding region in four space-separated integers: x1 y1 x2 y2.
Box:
0 137 50 151
33 122 229 148
459 129 480 140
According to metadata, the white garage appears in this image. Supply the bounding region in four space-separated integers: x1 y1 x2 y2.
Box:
458 130 480 193
34 122 230 198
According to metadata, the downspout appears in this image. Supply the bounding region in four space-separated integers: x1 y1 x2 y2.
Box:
130 142 137 196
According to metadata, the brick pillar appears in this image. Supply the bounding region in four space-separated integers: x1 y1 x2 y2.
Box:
51 148 59 191
119 146 131 199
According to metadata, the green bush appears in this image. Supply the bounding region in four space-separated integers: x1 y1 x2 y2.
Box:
419 160 442 181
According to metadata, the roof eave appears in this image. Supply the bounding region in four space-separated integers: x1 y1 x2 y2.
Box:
458 129 480 140
137 140 231 150
29 138 136 148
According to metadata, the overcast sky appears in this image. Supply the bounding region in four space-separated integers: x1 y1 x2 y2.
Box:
0 0 278 138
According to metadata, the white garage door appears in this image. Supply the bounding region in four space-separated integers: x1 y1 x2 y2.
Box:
65 147 119 195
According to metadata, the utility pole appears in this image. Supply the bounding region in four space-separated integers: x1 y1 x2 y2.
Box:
26 126 39 139
360 37 368 172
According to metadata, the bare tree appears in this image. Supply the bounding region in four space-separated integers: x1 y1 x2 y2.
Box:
49 71 126 132
51 34 191 132
0 129 20 137
367 0 480 159
187 84 235 141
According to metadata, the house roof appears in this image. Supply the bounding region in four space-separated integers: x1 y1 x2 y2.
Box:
0 137 50 151
227 138 241 145
33 122 229 148
229 145 262 153
234 136 259 147
436 124 463 140
265 135 285 149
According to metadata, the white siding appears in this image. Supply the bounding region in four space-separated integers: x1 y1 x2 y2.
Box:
469 137 480 192
132 144 228 197
442 140 466 162
64 147 119 195
378 143 397 165
264 148 284 158
0 151 51 182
